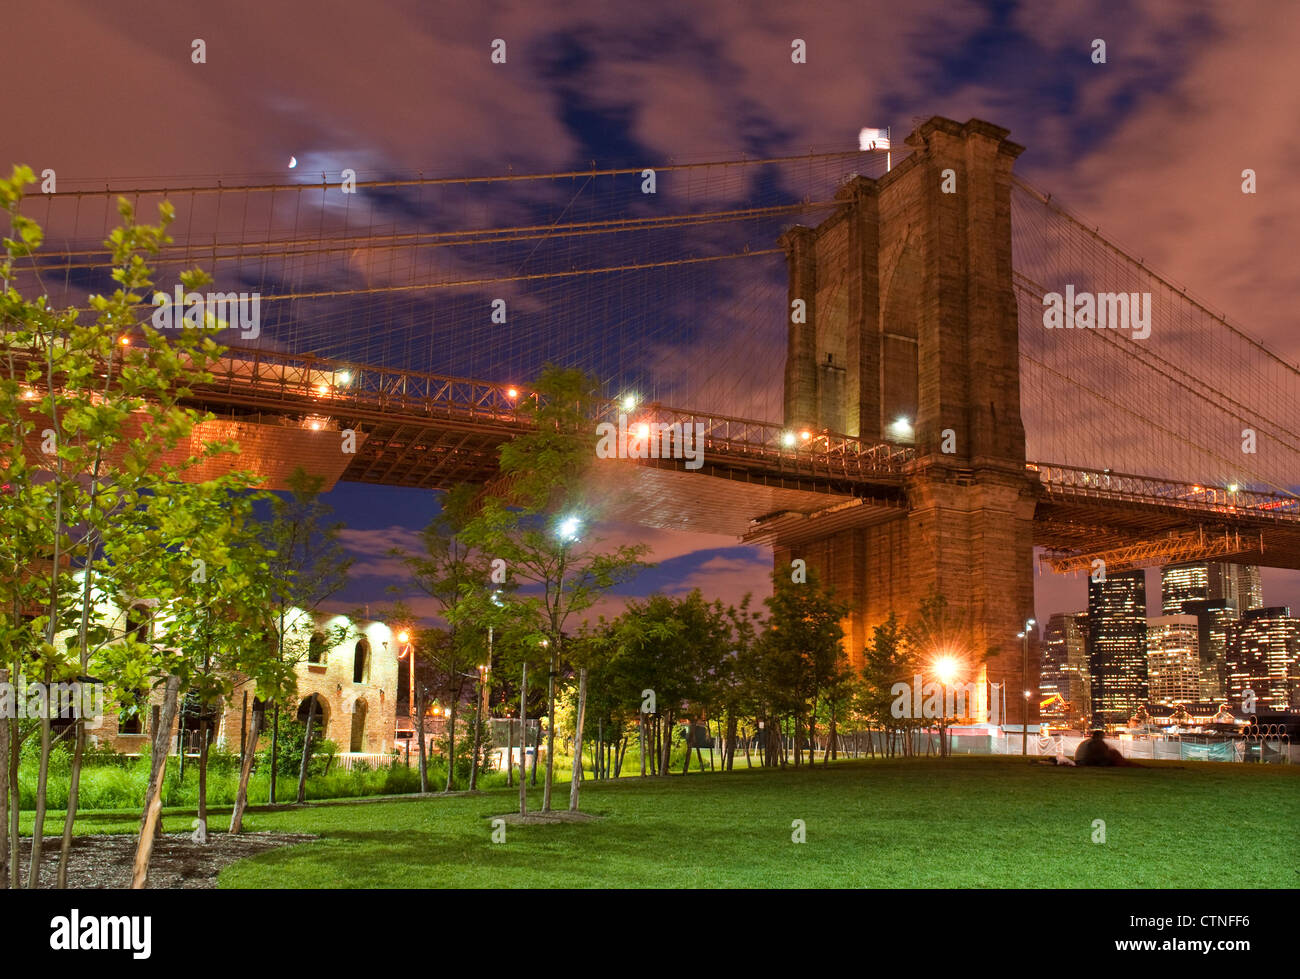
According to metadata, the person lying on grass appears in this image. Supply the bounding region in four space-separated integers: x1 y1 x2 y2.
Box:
1073 729 1140 767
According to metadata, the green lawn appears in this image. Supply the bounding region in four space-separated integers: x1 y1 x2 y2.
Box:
29 756 1300 887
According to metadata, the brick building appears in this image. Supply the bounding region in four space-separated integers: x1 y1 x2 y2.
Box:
60 596 398 757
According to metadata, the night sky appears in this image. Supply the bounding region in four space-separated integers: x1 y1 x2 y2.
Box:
6 0 1298 627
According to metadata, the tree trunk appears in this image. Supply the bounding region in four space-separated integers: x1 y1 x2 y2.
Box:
505 714 513 788
230 708 263 834
416 685 428 793
542 654 556 810
177 699 187 781
529 721 539 786
518 663 528 817
444 697 457 793
296 696 316 804
27 667 54 889
132 676 180 889
198 717 210 829
568 667 588 811
56 717 87 887
639 715 647 777
828 705 837 762
239 691 247 762
808 704 816 767
269 703 279 804
0 668 8 890
7 700 18 889
468 677 482 791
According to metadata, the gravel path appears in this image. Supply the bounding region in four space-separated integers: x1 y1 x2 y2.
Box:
17 832 317 889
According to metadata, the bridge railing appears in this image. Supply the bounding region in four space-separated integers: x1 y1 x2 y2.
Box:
1030 462 1300 521
208 346 917 477
7 337 919 479
208 345 524 420
589 400 917 478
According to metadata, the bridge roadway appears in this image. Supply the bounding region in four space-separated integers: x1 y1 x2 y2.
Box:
15 343 1300 572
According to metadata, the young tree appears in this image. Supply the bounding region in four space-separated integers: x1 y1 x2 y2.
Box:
0 166 274 886
390 483 493 791
454 367 648 813
261 467 352 804
755 570 849 766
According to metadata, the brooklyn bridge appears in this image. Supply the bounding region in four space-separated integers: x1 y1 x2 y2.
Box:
8 116 1299 704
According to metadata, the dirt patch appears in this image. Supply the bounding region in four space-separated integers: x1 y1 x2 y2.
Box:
494 810 601 825
17 832 317 889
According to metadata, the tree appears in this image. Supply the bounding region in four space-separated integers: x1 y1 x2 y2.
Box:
754 570 848 766
589 591 732 779
260 467 352 804
858 613 915 756
453 367 648 813
0 166 273 886
390 484 492 791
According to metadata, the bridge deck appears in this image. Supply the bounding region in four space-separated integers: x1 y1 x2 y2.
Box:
8 341 1299 570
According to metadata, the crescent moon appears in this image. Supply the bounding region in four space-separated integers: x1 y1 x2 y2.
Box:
288 156 298 169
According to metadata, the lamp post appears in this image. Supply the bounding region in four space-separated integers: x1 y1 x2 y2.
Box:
1019 618 1036 756
469 662 488 790
934 656 957 757
546 515 580 811
475 588 501 791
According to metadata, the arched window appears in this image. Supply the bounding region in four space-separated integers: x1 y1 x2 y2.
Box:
296 693 328 727
352 638 370 685
349 697 368 752
308 630 327 665
125 604 151 643
119 689 146 734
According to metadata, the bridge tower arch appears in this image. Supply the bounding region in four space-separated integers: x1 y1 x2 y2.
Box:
778 117 1039 721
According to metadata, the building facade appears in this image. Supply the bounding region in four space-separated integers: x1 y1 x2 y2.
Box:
1088 570 1148 727
1178 598 1235 701
1227 607 1300 712
1161 561 1263 615
1041 611 1090 725
1146 615 1201 706
63 598 399 757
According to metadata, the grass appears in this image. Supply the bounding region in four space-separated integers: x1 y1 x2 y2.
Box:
22 756 1300 888
15 752 513 812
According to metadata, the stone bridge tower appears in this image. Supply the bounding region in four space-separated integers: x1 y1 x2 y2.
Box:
777 117 1039 723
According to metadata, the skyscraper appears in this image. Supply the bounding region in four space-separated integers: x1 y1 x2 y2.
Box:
1146 615 1201 705
1088 570 1148 727
1227 607 1300 712
1161 562 1211 614
1178 598 1235 701
1161 561 1263 614
1235 565 1264 612
1041 611 1089 725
